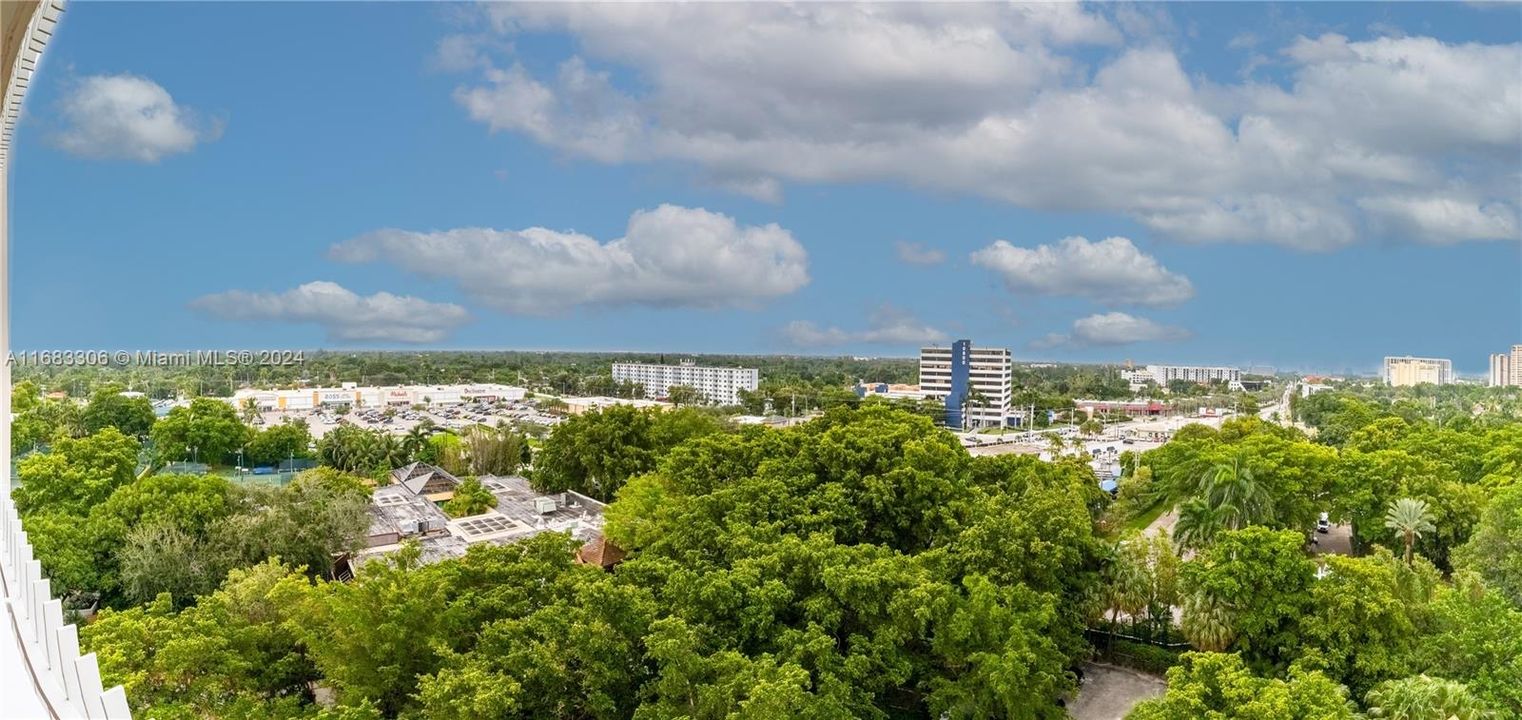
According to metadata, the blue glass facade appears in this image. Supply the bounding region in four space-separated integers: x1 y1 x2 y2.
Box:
944 339 971 429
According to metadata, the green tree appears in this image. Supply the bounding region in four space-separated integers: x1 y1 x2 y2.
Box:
533 406 723 501
82 385 157 439
1453 482 1522 606
151 397 252 465
665 384 703 407
1128 652 1357 720
245 419 313 467
1293 550 1432 697
1385 497 1437 566
1179 527 1314 667
1410 573 1522 714
14 427 140 517
463 425 525 476
214 471 373 580
443 477 496 518
85 561 321 718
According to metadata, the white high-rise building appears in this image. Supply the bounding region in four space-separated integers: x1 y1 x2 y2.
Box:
919 340 1013 429
612 361 759 406
1490 353 1512 387
1383 356 1453 387
1512 345 1522 387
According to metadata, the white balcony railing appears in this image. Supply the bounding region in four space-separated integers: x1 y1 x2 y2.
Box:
1 496 132 719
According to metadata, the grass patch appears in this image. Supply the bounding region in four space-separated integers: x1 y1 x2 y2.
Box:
1109 499 1170 537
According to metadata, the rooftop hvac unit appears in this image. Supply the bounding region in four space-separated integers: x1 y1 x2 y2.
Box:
400 519 419 536
536 497 558 515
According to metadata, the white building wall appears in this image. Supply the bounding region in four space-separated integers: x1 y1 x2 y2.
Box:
1490 353 1511 387
611 362 759 405
1383 356 1452 387
1145 365 1242 385
919 343 1013 428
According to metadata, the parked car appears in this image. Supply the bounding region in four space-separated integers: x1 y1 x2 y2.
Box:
1316 513 1330 534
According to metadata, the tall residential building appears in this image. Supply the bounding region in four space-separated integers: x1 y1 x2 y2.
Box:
1383 356 1452 387
1512 345 1522 387
919 340 1013 429
1490 353 1512 387
612 361 759 406
1144 365 1242 386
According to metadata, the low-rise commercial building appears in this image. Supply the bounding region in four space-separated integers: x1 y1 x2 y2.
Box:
612 361 760 406
354 463 607 572
560 396 672 415
1074 399 1167 418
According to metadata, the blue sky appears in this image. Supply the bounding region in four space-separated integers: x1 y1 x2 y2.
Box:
10 2 1520 375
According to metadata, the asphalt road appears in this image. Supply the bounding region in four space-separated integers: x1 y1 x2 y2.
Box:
1068 662 1166 720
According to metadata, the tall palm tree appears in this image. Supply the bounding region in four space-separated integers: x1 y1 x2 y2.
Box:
1384 497 1437 566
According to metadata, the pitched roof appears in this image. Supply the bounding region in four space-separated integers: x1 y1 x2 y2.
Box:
576 536 627 569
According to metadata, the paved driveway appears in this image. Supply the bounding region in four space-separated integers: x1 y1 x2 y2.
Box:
1068 662 1166 720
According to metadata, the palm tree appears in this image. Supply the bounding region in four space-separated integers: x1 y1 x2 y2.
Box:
403 424 431 459
239 397 259 425
1366 675 1492 720
1173 496 1223 551
1180 589 1235 652
1384 497 1437 566
1206 457 1274 530
1044 432 1065 458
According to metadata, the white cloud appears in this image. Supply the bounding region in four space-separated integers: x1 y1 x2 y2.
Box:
895 241 946 266
447 7 1521 249
1037 312 1190 348
330 204 809 315
191 281 469 344
971 236 1193 307
782 305 947 348
53 74 219 162
1357 195 1519 244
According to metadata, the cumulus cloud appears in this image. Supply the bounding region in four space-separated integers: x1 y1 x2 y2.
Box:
52 74 219 162
782 305 947 348
1036 312 1190 348
446 6 1521 249
895 241 946 266
971 236 1193 307
330 204 809 315
190 281 469 344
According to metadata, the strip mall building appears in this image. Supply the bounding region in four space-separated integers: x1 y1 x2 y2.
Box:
230 382 527 412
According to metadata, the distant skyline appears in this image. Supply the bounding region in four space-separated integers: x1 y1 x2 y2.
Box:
9 2 1520 374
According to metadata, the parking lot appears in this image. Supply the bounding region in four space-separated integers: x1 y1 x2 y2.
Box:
255 399 560 439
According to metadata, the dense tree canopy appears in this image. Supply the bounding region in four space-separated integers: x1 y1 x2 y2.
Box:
14 427 140 516
533 406 727 501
